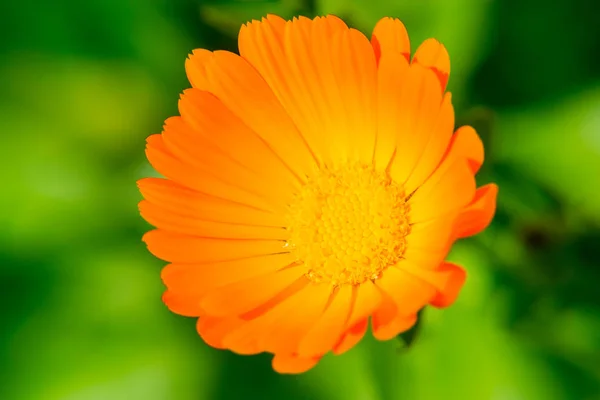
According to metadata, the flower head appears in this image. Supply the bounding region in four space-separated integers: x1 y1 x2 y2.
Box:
138 14 498 374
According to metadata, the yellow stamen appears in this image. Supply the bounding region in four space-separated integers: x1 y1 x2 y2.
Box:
286 164 410 286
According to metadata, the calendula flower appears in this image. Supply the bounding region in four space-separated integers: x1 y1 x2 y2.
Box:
138 14 498 374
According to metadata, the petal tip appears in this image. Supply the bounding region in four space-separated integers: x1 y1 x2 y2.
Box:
272 353 321 374
429 262 467 308
413 38 450 90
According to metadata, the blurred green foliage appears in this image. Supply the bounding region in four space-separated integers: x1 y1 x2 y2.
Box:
1 0 599 399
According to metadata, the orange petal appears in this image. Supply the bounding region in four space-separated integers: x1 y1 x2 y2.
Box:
374 49 410 170
184 48 212 88
330 282 381 355
239 15 377 167
199 266 305 317
138 178 285 227
238 15 338 166
139 200 288 240
197 316 246 349
161 290 203 317
402 92 454 194
404 248 462 291
176 90 292 183
272 353 321 374
145 134 276 212
344 282 382 330
161 253 296 316
371 290 397 336
385 63 443 180
412 38 450 91
160 117 282 205
297 285 354 357
455 183 498 239
221 326 268 355
162 254 296 295
371 266 434 340
175 90 297 206
371 287 418 341
371 17 410 63
373 312 417 341
428 262 466 308
222 282 330 355
404 215 456 269
185 49 317 180
408 153 476 224
446 125 484 174
261 283 331 354
142 229 286 263
376 267 436 317
395 259 466 308
331 28 379 164
333 318 368 355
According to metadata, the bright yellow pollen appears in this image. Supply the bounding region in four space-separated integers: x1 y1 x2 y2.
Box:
285 164 410 286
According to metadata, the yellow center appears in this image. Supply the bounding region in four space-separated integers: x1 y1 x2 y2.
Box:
285 164 411 286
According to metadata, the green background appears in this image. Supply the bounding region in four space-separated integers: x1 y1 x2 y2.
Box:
2 0 599 399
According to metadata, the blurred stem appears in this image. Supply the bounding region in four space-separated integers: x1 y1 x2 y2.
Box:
304 0 316 16
397 307 425 349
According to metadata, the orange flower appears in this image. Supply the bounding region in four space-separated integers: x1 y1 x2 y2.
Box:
138 14 498 374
